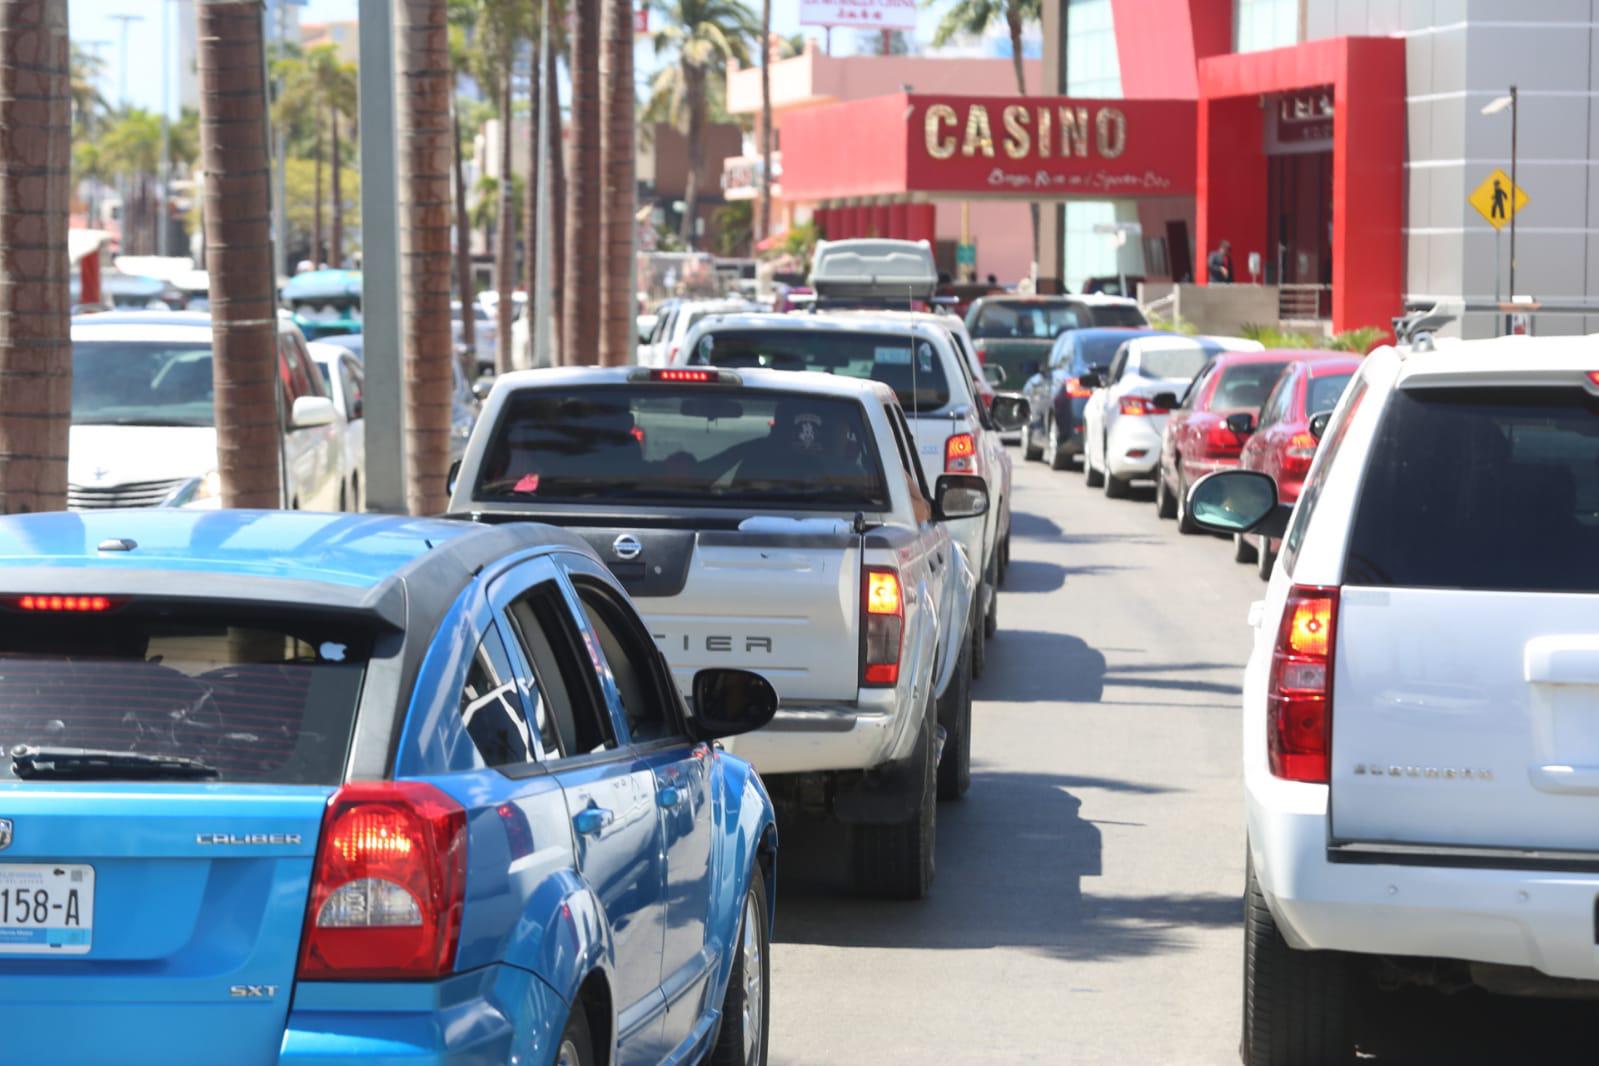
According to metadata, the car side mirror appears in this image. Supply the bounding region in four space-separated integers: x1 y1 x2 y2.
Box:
934 473 989 521
1186 470 1292 538
1077 371 1103 390
1020 359 1041 379
1152 392 1180 411
1308 410 1332 441
472 377 492 401
989 394 1030 432
1225 412 1256 435
690 668 779 741
290 395 336 429
447 458 462 497
983 364 1008 386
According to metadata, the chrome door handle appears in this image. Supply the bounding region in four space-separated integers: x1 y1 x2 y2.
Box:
573 806 614 836
656 785 683 809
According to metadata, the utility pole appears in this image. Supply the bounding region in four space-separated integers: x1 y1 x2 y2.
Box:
1038 0 1067 294
1509 84 1519 310
159 0 171 256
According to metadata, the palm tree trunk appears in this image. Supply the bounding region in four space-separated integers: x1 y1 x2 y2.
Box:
547 36 565 359
758 0 772 245
1008 7 1039 273
522 42 539 339
394 0 454 515
452 98 476 378
493 71 514 375
312 126 323 266
598 0 634 365
680 62 704 248
0 0 71 514
329 106 342 267
562 0 600 363
196 0 281 509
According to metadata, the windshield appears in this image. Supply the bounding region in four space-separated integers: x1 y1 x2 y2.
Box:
1306 372 1354 415
687 328 950 412
476 386 889 510
0 607 369 784
1210 362 1289 409
970 301 1081 340
1138 346 1212 382
72 340 216 427
1073 334 1136 371
1087 304 1148 328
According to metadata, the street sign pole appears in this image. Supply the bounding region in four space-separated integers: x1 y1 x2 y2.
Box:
1509 84 1519 334
1494 227 1502 336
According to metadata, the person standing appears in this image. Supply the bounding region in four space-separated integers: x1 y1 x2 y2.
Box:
1207 239 1233 284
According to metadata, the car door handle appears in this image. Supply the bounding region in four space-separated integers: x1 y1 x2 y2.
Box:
656 785 684 809
573 806 614 837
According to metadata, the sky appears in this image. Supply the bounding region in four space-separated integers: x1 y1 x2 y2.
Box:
72 0 1028 118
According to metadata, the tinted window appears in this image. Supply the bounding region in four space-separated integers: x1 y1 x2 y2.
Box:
970 301 1081 339
574 580 679 744
1137 346 1211 381
0 607 368 784
504 584 616 758
1086 304 1148 328
1211 362 1289 410
1180 364 1214 410
72 341 215 427
1305 372 1353 416
687 328 950 412
1283 376 1366 568
476 386 889 511
340 361 364 419
1345 387 1599 592
1257 371 1294 430
1074 334 1135 372
459 631 534 767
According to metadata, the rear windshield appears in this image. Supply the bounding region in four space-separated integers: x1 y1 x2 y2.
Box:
1346 387 1599 592
1139 346 1211 381
1306 372 1354 416
73 341 215 427
476 386 889 511
1210 362 1289 409
0 607 369 783
1087 304 1148 328
687 328 950 412
1073 334 1134 371
970 302 1081 339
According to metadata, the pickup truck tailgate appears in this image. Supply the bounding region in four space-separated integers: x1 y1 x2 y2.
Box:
575 525 864 702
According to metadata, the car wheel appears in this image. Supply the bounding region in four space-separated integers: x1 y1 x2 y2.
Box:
1258 541 1277 581
999 530 1011 584
1155 465 1178 519
1242 856 1351 1066
338 483 348 513
1023 421 1044 462
850 704 937 900
1084 438 1105 488
1048 418 1071 471
709 872 770 1066
1103 466 1129 498
970 590 988 680
351 474 362 513
554 1004 596 1066
1234 533 1259 564
1175 470 1200 535
936 635 973 802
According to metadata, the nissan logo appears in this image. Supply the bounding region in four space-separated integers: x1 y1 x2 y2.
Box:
612 534 643 561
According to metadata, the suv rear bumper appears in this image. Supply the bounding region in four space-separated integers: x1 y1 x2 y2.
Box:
722 689 912 775
1251 787 1599 983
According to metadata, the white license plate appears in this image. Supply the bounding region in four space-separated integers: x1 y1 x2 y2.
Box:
0 864 94 954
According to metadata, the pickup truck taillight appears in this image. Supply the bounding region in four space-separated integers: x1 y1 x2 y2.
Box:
1119 395 1171 416
1063 377 1094 399
1267 585 1339 783
298 782 466 980
945 432 976 474
861 566 904 687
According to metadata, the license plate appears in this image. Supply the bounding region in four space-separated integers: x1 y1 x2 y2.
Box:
0 864 94 954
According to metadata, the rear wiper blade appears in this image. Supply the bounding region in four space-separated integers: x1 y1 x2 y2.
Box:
9 746 221 781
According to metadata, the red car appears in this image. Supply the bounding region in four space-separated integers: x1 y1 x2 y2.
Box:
1237 354 1363 577
1155 351 1309 531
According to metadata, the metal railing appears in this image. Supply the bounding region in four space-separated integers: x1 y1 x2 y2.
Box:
1278 284 1329 323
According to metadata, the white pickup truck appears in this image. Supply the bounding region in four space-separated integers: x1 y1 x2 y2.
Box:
449 365 984 898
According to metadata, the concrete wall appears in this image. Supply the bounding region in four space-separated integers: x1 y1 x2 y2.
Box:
1144 282 1282 336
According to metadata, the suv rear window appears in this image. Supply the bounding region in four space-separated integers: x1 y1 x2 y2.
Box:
687 328 950 412
1345 387 1599 591
0 606 369 784
476 385 889 511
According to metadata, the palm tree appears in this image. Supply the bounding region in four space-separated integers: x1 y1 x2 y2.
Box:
196 0 282 509
394 0 456 515
545 11 566 358
649 0 758 248
273 44 357 267
599 0 635 364
757 0 771 247
445 6 477 368
563 0 600 363
69 43 107 134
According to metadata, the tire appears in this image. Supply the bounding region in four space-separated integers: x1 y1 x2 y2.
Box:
709 872 770 1066
1048 418 1071 471
970 590 988 679
350 474 361 513
1175 470 1200 535
1242 859 1351 1066
1084 440 1105 488
850 708 937 900
554 1003 596 1066
1023 423 1044 462
998 530 1010 584
1234 533 1259 564
1104 469 1130 499
1155 466 1177 519
338 483 348 513
983 550 999 639
1258 541 1277 582
936 636 972 802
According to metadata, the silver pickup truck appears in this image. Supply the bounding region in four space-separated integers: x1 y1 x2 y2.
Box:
449 366 983 898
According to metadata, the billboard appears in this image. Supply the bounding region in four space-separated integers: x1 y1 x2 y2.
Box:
799 0 917 31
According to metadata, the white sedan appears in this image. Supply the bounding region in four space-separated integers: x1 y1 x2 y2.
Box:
1081 334 1264 497
309 341 366 511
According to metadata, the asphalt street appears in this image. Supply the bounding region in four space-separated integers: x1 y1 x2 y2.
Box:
764 456 1595 1065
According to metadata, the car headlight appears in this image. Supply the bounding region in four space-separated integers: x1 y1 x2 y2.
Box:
167 469 223 507
194 469 223 501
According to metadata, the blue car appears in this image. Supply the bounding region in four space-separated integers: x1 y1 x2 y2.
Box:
0 510 778 1066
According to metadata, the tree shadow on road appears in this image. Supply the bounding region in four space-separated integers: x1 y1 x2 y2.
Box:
773 768 1237 964
1004 560 1132 593
1008 511 1064 539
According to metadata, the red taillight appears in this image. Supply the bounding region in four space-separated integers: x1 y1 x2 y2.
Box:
1280 430 1318 477
13 595 117 612
654 368 714 383
1119 395 1170 416
1064 377 1093 399
973 342 987 364
1202 421 1244 458
1267 586 1339 783
298 781 467 981
862 567 904 688
945 432 976 474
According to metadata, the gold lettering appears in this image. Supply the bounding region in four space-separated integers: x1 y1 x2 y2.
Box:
1037 105 1051 157
961 104 995 158
1059 106 1089 158
924 104 958 160
1096 107 1126 159
1001 105 1031 159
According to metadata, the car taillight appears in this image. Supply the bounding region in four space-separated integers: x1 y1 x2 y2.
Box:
1202 421 1244 458
1280 430 1318 476
1064 377 1093 399
298 781 467 980
1267 586 1339 784
973 342 987 364
861 566 904 687
945 432 976 474
12 595 119 612
1119 395 1170 416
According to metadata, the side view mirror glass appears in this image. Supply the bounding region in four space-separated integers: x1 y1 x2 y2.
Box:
691 668 779 741
290 395 336 429
1225 411 1257 435
1187 470 1278 534
989 394 1030 432
934 473 990 521
1077 371 1103 390
1308 410 1332 441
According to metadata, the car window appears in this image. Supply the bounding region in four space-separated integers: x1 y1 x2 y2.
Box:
1282 375 1368 571
1088 304 1148 328
71 340 215 427
1138 345 1211 382
1180 363 1214 410
283 333 322 398
340 360 364 419
504 583 617 758
886 402 934 523
1212 362 1290 410
1048 338 1069 370
1257 371 1293 430
1344 385 1599 592
1305 372 1353 416
571 577 681 744
1106 346 1129 384
688 328 952 413
970 301 1081 339
458 628 535 767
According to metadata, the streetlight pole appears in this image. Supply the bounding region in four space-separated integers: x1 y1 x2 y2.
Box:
1508 84 1518 309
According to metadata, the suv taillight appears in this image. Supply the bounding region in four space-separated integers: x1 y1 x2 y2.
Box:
1119 395 1170 416
1267 585 1339 783
297 782 467 980
945 432 976 474
861 566 904 687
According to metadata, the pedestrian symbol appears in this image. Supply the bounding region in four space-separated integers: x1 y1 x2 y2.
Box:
1468 169 1528 230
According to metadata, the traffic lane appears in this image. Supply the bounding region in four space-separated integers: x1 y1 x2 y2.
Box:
767 460 1259 1064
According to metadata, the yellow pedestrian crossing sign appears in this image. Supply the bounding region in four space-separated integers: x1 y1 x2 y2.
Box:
1469 169 1527 229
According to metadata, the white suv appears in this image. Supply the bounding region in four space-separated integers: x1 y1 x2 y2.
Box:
1187 333 1599 1064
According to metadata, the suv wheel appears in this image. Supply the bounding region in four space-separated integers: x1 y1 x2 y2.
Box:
709 872 770 1066
1155 465 1178 519
1243 858 1351 1066
1023 421 1044 462
936 635 972 801
1048 418 1071 471
1175 470 1200 534
1234 533 1259 564
850 707 937 899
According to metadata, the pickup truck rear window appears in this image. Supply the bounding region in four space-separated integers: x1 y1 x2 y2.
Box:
687 329 950 413
970 302 1081 339
0 606 369 784
1345 386 1599 591
476 386 890 511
